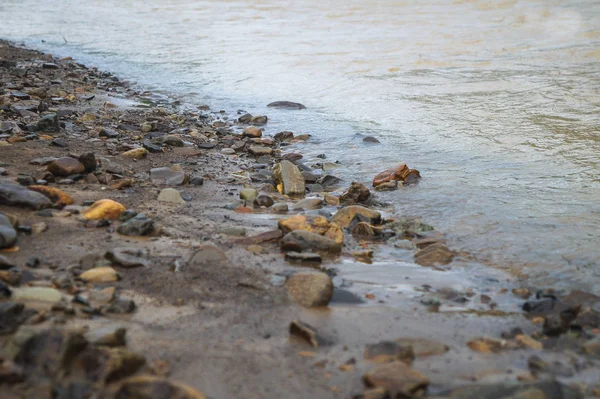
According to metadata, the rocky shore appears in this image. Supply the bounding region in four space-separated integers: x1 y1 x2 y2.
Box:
1 40 599 399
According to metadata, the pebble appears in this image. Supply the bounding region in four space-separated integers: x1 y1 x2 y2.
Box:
122 147 149 159
221 148 235 155
83 199 126 220
189 176 204 186
240 188 258 202
80 267 120 283
254 194 274 208
158 188 186 204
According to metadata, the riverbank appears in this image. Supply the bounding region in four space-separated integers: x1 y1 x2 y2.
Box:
1 40 599 399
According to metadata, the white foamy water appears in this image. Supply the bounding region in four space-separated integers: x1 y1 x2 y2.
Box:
2 0 600 290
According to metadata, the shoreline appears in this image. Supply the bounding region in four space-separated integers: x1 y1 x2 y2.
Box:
1 40 599 399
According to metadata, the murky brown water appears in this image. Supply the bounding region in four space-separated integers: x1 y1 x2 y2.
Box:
2 0 599 290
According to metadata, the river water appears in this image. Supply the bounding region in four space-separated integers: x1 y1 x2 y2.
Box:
2 0 599 291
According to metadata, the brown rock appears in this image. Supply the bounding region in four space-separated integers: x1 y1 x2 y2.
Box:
242 126 262 138
236 230 283 245
340 182 371 204
47 157 85 176
289 321 319 347
248 146 273 156
278 214 343 244
352 222 384 239
286 271 333 307
395 338 449 357
272 160 305 197
373 164 421 187
363 361 429 398
364 341 415 365
330 205 381 229
282 230 341 253
414 243 454 267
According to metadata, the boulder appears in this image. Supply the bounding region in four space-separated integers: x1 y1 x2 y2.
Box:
46 157 85 176
286 272 333 307
272 160 305 197
330 206 381 229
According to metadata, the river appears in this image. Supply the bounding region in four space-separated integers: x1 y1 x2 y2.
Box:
2 0 599 291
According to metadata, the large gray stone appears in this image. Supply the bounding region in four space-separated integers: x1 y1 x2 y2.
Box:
272 160 305 197
0 182 52 210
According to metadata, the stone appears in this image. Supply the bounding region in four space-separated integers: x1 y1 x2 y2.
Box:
292 198 323 210
435 380 582 399
289 321 319 347
47 157 85 176
107 298 136 314
274 131 295 142
0 269 20 286
78 152 97 172
219 227 246 236
240 188 259 202
254 194 274 208
340 182 371 204
331 206 382 229
99 128 120 138
373 164 421 187
0 214 17 249
0 254 15 270
114 376 207 399
36 113 59 132
271 203 288 213
221 148 235 155
238 113 252 123
364 342 415 365
11 287 62 303
352 222 385 239
83 199 126 220
267 101 306 109
236 230 283 245
363 136 380 143
285 252 322 263
80 267 120 283
467 337 511 353
0 302 36 335
158 188 186 204
516 334 543 350
27 185 74 207
122 148 149 159
248 145 273 156
105 248 150 268
278 215 343 244
159 135 184 147
395 338 449 357
363 361 429 398
189 176 204 186
242 126 262 138
72 346 145 383
414 243 454 267
150 167 186 186
282 230 341 253
286 272 333 307
272 160 305 197
188 245 227 268
250 115 268 125
117 214 155 236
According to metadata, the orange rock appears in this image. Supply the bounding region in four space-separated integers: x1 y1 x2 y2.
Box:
235 206 253 214
110 179 135 190
7 136 26 143
278 215 343 244
83 199 126 220
28 186 74 207
372 164 421 187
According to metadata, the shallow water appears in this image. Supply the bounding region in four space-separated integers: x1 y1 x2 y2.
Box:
2 0 599 290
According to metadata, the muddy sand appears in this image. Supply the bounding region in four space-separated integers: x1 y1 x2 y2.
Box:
0 40 599 399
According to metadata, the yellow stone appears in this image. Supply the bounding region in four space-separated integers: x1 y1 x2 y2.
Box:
122 148 149 160
324 194 340 206
278 215 343 244
80 267 119 283
28 186 74 207
83 199 126 220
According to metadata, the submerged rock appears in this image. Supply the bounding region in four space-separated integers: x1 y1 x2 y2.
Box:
267 101 306 110
286 271 333 307
373 163 421 187
414 243 454 267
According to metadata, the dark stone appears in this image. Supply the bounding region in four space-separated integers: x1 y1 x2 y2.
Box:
78 152 96 172
36 113 59 133
523 298 556 315
254 195 274 208
436 380 583 399
51 138 68 147
42 62 59 69
267 101 306 109
142 140 163 153
17 174 35 186
118 210 138 222
0 181 52 209
317 175 342 188
0 281 11 298
26 257 40 268
189 176 204 186
106 298 136 314
274 131 295 142
198 143 216 149
340 182 371 204
0 302 37 334
363 136 380 143
99 128 120 138
117 214 155 236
